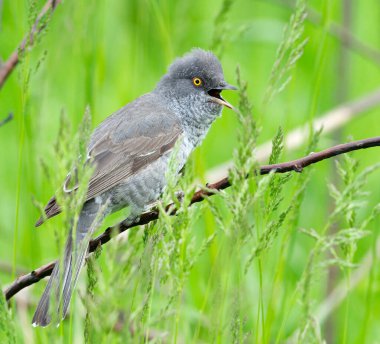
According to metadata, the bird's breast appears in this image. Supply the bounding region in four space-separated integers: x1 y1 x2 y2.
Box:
179 135 195 161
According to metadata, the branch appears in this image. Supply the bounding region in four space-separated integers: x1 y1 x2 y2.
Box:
0 0 62 89
206 88 380 182
4 136 380 301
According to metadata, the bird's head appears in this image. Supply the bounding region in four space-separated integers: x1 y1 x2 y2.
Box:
156 49 236 114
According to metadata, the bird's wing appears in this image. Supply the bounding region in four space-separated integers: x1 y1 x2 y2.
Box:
85 120 181 200
36 94 183 226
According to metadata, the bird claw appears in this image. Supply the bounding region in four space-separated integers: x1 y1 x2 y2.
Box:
175 190 185 203
121 214 140 227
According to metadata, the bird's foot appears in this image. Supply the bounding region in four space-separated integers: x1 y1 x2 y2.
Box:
175 190 185 203
121 214 141 227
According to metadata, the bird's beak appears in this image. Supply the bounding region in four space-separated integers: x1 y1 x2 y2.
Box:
208 82 237 109
219 82 238 91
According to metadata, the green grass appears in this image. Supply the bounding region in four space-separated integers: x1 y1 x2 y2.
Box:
1 0 380 343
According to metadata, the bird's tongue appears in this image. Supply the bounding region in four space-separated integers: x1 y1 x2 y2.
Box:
208 89 234 109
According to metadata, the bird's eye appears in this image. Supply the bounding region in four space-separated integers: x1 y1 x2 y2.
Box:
192 77 203 87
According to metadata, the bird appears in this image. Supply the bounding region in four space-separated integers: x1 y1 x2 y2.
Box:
32 48 236 327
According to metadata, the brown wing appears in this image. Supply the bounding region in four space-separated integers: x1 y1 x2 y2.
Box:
36 94 183 226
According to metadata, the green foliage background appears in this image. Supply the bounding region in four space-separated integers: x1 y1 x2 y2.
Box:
0 0 380 343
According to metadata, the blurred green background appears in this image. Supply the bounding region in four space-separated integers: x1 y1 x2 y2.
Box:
1 0 380 343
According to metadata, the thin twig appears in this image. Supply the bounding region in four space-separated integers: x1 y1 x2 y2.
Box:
0 0 62 89
4 136 380 301
268 0 380 67
0 260 28 275
0 112 14 127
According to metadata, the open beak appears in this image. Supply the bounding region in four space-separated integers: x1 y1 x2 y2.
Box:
208 82 237 109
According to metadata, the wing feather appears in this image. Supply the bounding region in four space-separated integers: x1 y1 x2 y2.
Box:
35 94 183 226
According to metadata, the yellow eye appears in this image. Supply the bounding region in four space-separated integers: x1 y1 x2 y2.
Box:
192 77 202 87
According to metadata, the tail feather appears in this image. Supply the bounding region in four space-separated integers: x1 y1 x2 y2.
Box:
58 230 74 320
35 196 61 227
61 229 93 319
32 264 59 327
32 200 102 326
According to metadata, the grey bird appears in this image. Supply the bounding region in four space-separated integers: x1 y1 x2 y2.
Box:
32 48 236 326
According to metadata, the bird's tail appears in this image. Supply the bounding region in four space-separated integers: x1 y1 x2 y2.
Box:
32 200 102 327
